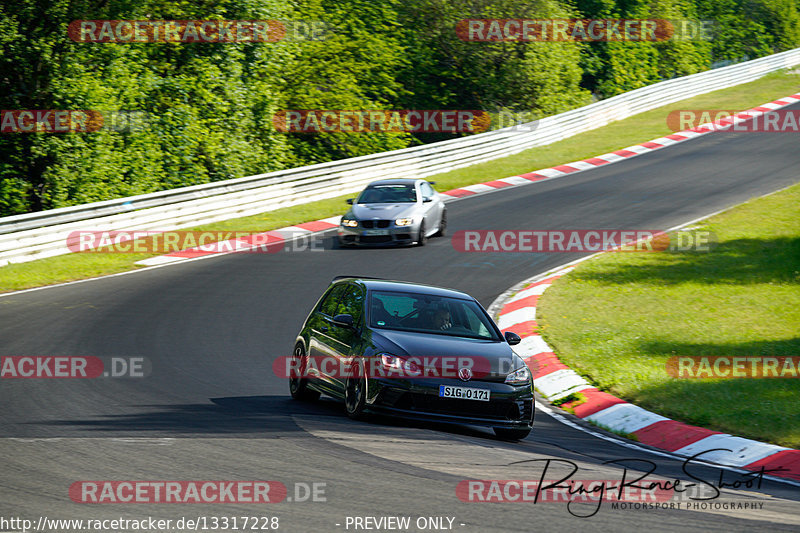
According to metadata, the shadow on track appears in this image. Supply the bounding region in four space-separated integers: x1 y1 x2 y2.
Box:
19 394 504 440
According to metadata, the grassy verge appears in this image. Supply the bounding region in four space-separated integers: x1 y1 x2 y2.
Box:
537 183 800 448
3 69 800 292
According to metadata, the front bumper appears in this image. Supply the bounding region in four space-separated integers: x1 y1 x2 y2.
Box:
338 224 418 246
366 377 534 429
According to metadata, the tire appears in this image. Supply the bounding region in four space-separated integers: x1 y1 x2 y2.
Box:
433 210 447 237
344 360 368 420
493 427 531 441
416 221 427 246
289 344 320 401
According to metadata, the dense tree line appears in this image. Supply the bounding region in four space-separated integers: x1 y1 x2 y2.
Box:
1 0 798 215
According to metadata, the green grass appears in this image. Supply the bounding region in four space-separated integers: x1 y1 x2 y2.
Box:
3 69 800 292
537 183 800 448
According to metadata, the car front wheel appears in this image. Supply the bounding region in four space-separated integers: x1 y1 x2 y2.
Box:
433 210 447 237
416 221 427 246
344 360 368 420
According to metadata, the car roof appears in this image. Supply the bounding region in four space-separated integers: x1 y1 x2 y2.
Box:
364 178 422 187
332 277 473 300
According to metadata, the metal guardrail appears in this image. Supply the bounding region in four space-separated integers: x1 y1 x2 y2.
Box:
2 48 800 266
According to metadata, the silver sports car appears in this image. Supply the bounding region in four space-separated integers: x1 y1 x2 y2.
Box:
338 179 447 246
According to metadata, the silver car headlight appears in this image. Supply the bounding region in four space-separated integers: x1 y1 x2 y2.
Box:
395 218 413 226
505 365 530 385
341 219 358 227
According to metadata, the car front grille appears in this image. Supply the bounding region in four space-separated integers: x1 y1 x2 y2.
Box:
361 220 391 229
360 235 393 244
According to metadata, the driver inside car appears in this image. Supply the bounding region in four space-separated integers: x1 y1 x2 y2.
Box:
433 307 452 331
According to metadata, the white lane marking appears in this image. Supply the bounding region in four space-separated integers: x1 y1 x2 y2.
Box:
618 144 656 154
135 255 187 266
561 160 599 171
496 307 535 330
461 183 498 194
532 168 568 178
672 434 789 468
499 176 534 185
507 283 550 301
514 335 552 357
534 369 592 399
589 153 627 163
585 403 670 434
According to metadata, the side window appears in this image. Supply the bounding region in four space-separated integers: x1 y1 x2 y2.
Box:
462 306 492 339
335 284 365 326
421 182 434 199
318 285 345 317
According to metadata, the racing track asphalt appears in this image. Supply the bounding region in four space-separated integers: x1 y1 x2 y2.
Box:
1 111 799 531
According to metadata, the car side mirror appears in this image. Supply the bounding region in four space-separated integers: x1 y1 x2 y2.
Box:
332 314 355 328
346 198 354 205
504 331 521 345
423 196 433 203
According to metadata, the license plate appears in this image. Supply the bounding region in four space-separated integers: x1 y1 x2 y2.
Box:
439 385 490 401
363 229 389 236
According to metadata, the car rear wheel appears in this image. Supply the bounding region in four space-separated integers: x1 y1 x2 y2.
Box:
289 344 320 401
493 427 531 440
433 210 447 237
344 360 368 420
416 221 427 246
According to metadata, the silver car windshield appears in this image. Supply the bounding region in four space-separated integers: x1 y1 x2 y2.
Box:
369 291 500 341
357 185 417 204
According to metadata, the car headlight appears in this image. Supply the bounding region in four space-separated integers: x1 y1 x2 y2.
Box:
395 218 413 226
341 219 358 227
505 365 530 385
380 353 421 376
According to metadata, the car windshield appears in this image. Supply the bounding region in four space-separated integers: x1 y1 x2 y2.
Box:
369 290 500 341
357 184 417 204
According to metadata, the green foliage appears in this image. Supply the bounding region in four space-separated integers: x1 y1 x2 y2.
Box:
395 0 591 140
1 0 799 215
551 392 587 407
696 0 800 61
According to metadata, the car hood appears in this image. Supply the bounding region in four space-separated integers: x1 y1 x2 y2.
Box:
349 203 418 220
370 328 524 382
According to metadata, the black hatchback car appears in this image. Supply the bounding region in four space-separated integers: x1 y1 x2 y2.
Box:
288 277 534 439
